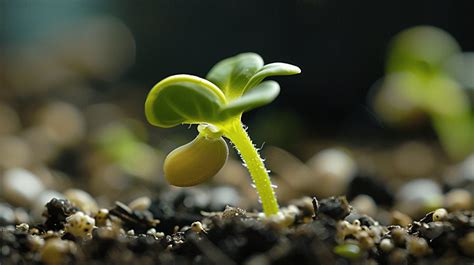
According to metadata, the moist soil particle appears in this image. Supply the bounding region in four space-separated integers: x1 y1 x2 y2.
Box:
1 196 474 265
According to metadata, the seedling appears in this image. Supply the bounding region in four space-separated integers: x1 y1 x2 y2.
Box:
373 26 474 160
145 53 300 216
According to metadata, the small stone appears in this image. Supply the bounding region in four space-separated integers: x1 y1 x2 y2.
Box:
40 238 77 265
0 136 32 169
393 141 436 178
190 221 207 234
432 208 448 221
391 227 407 245
128 196 151 211
65 211 95 238
419 221 445 240
13 207 30 224
32 190 66 220
458 231 474 257
396 179 443 217
356 231 375 249
444 189 471 211
391 210 412 227
389 249 407 265
64 189 98 215
15 223 29 232
221 205 247 219
1 168 45 207
406 236 430 257
22 126 59 163
307 148 357 197
210 186 240 211
35 101 85 147
94 209 109 227
337 220 362 241
319 196 352 220
351 194 377 217
43 198 78 231
0 203 15 224
146 228 156 235
29 235 45 251
380 238 394 253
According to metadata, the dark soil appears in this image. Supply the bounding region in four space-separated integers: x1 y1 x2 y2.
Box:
1 195 474 265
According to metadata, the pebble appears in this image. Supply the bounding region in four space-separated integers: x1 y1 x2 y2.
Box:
388 248 408 265
390 227 407 245
64 189 98 215
94 209 109 227
65 211 95 238
351 195 377 217
0 103 20 135
1 168 45 207
396 179 443 217
406 236 430 257
444 189 472 211
128 196 151 211
190 221 207 234
393 141 436 178
209 186 240 211
380 238 394 252
357 231 375 249
29 235 45 251
40 238 77 265
0 136 32 169
0 203 15 224
35 101 85 147
458 231 474 257
432 208 448 221
390 210 412 227
307 148 357 197
31 190 65 220
22 126 59 163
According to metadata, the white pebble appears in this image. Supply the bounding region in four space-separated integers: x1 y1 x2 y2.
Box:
65 211 95 238
307 148 357 197
128 196 151 211
351 194 377 217
1 168 45 207
64 189 98 215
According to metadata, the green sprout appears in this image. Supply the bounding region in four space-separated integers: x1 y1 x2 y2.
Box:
145 53 301 216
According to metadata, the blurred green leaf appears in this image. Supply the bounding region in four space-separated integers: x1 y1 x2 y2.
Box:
387 26 461 75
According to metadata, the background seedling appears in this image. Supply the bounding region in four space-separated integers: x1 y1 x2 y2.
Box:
372 26 474 160
145 53 300 216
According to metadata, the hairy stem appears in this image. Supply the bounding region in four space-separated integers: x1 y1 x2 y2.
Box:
222 119 279 216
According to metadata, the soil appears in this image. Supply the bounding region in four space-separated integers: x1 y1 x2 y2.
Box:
1 194 474 265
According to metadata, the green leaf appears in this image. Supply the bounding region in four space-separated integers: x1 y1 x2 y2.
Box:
145 74 227 128
220 81 280 117
206 53 263 99
244 62 301 91
387 26 460 75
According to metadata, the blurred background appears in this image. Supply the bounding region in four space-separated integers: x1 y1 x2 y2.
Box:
0 0 473 223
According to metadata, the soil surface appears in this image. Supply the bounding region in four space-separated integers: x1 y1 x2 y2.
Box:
1 195 474 265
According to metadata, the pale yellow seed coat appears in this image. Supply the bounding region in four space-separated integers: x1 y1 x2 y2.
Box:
164 134 228 187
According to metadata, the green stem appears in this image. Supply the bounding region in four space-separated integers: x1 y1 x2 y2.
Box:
221 119 279 216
